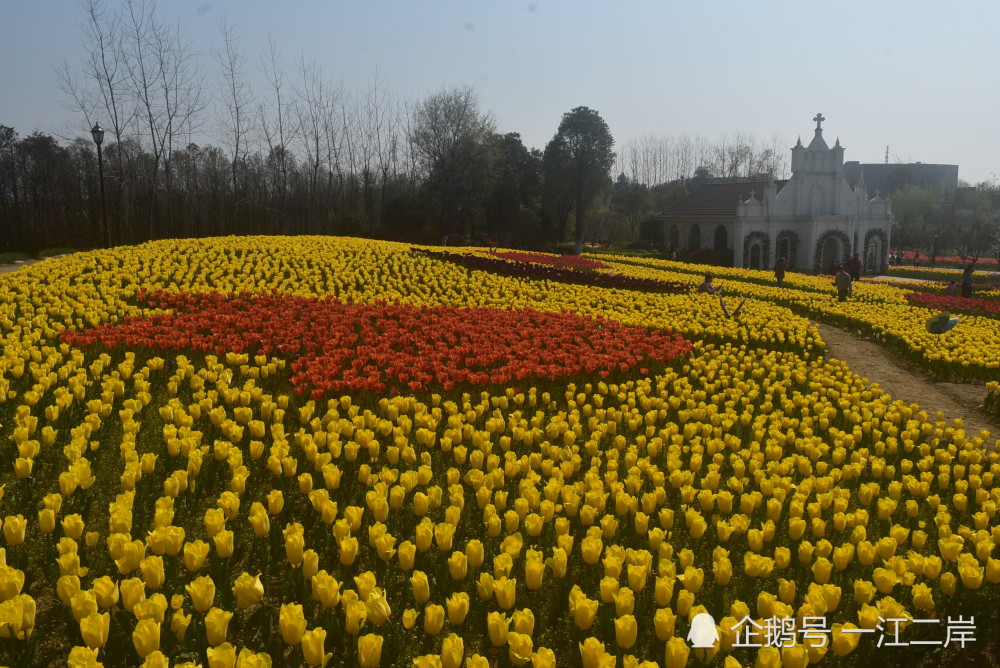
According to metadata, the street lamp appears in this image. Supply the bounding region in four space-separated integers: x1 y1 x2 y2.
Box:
91 123 110 248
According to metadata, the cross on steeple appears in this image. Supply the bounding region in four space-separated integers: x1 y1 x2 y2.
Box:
813 113 825 131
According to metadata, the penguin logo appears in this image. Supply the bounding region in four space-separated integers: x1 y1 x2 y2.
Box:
687 612 719 648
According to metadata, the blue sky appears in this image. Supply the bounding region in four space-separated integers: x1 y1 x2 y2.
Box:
3 0 998 185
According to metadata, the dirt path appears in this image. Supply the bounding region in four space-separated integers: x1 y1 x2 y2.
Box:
0 260 40 274
817 323 997 442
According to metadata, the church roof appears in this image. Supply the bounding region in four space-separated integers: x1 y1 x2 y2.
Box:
659 180 788 220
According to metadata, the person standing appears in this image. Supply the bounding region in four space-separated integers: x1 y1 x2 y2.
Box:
773 256 787 288
962 264 975 298
846 254 862 281
835 267 853 302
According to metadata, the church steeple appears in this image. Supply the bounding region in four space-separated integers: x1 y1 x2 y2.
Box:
807 112 829 151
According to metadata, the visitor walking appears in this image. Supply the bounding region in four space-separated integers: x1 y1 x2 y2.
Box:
835 267 853 302
774 256 787 288
962 264 975 298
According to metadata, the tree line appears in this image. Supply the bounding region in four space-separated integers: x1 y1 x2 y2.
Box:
1 0 793 255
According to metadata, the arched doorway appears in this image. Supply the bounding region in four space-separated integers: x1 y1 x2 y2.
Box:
776 230 799 270
821 236 840 272
813 230 851 273
667 224 680 251
742 231 770 270
714 225 728 251
688 224 701 251
864 229 888 274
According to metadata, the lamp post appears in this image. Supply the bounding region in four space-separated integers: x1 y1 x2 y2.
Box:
91 123 110 248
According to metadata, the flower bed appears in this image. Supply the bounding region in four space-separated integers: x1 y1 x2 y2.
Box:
62 290 691 396
417 249 689 293
2 237 1000 667
487 251 606 271
904 292 1000 318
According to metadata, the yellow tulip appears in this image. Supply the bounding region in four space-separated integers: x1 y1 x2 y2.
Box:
755 647 781 668
438 633 463 668
79 612 110 649
186 575 216 613
67 646 102 668
448 551 468 580
171 609 191 642
446 592 470 625
465 655 489 668
38 509 55 534
279 602 307 645
573 596 599 630
302 627 332 667
508 632 533 666
183 540 210 572
581 536 603 565
402 608 418 629
285 531 305 566
267 490 284 515
206 643 237 668
134 593 168 623
70 590 98 623
357 633 383 668
410 570 430 604
654 607 676 641
119 577 145 614
214 529 234 558
422 603 444 635
311 571 341 608
91 576 119 610
912 583 935 611
664 636 689 668
465 539 484 568
494 576 517 609
233 572 264 609
140 556 165 590
345 600 367 635
366 589 391 626
580 637 615 668
205 606 232 646
204 508 226 537
249 506 270 538
832 623 860 656
941 572 957 596
132 619 161 659
488 611 510 646
397 541 416 570
339 536 359 565
2 516 26 547
513 608 534 636
615 614 638 649
525 557 544 590
853 580 875 605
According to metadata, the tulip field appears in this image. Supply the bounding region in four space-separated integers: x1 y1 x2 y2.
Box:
2 236 1000 668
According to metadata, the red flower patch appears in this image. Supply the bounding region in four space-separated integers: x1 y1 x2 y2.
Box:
488 251 607 271
904 292 1000 318
61 291 691 397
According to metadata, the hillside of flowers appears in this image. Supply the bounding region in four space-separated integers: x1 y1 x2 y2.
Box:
0 237 998 667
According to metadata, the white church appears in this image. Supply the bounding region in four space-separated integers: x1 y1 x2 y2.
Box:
660 114 892 274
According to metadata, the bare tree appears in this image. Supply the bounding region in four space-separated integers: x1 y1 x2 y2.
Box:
122 0 204 239
214 18 255 201
58 0 139 244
